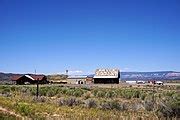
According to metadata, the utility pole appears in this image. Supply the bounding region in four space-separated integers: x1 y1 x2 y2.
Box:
37 78 39 99
35 69 39 99
152 81 155 111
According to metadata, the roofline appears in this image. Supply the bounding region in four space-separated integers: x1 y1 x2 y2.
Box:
93 76 119 78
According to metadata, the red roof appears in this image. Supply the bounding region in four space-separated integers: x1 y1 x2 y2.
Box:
30 75 45 80
11 74 46 81
11 75 22 81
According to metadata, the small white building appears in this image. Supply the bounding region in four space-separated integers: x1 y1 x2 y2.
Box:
155 81 164 85
126 81 137 84
67 75 87 84
137 81 146 84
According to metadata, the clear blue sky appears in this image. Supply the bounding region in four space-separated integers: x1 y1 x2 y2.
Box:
0 0 180 74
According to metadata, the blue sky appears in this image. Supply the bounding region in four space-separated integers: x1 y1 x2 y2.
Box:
0 0 180 74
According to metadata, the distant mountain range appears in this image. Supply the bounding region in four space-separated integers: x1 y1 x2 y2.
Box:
121 71 180 81
0 73 22 84
0 71 180 84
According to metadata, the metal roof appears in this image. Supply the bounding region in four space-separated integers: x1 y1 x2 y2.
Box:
94 69 120 78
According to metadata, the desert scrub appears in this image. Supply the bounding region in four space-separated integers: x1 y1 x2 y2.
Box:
1 87 11 94
93 90 106 98
100 100 126 111
0 111 18 120
144 100 155 111
33 96 47 103
120 89 134 99
58 97 83 107
29 87 36 96
85 99 98 108
83 91 92 99
161 93 180 118
176 85 180 90
0 86 12 97
140 92 147 100
156 95 180 119
19 87 28 93
15 102 35 117
39 86 59 97
105 90 117 98
65 88 85 97
163 91 176 97
0 96 15 110
72 88 85 97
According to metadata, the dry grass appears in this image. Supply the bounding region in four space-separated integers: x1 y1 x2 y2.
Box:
0 85 179 119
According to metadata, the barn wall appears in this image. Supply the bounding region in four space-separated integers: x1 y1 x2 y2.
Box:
94 78 119 84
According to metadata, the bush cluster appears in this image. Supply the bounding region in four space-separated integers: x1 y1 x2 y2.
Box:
100 100 126 111
85 99 97 108
59 97 82 106
15 102 35 117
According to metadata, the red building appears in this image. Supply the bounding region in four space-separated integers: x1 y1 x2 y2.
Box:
12 74 48 85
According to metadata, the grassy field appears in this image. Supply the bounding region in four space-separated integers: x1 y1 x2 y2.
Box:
0 84 179 120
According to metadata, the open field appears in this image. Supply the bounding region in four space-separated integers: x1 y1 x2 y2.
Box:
0 84 179 120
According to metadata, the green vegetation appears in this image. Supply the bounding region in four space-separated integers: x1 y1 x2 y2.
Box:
0 111 17 120
0 85 179 119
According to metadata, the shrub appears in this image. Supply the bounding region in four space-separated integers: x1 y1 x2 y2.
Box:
156 95 180 118
47 89 57 97
73 89 84 97
10 86 17 92
85 99 97 108
144 100 154 111
129 102 143 111
65 89 74 96
96 91 106 98
0 112 17 119
132 90 140 98
92 89 99 96
61 88 68 94
1 87 11 94
164 91 176 97
140 93 146 100
33 96 47 103
15 102 35 117
30 88 36 96
156 101 175 118
100 100 126 111
1 92 12 97
81 87 91 91
59 97 82 107
83 92 92 100
176 85 180 90
20 87 30 94
39 87 48 96
123 90 133 99
105 91 117 98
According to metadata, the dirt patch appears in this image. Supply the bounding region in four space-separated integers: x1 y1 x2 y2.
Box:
0 106 22 119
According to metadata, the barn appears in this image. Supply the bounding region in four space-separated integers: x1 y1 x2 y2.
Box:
12 74 48 85
93 69 120 84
